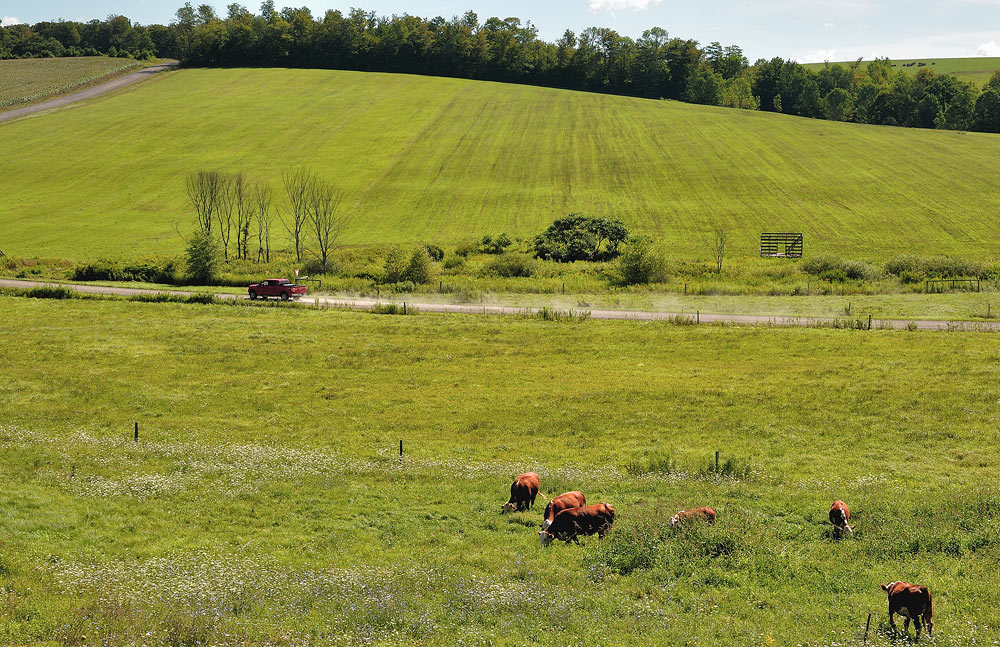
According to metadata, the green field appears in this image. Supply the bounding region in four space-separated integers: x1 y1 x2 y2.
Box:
0 56 143 108
2 67 1000 262
1 295 1000 645
804 56 1000 87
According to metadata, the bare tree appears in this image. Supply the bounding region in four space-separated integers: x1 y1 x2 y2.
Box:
230 173 252 260
304 178 347 273
215 173 236 262
186 170 225 235
253 182 274 263
280 169 315 263
713 225 727 273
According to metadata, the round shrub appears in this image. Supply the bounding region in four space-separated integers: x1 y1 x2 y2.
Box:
481 253 536 278
423 244 444 262
443 256 465 271
617 238 667 285
404 247 435 284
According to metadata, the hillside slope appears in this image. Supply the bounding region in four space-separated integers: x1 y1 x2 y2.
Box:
803 56 1000 87
2 67 999 260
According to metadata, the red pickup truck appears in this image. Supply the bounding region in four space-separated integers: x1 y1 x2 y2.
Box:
248 278 307 301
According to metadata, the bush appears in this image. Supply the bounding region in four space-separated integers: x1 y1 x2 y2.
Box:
185 232 220 285
480 233 513 255
72 259 178 284
443 256 465 270
802 255 878 282
404 248 435 284
454 240 479 258
885 255 984 279
481 253 536 278
533 214 628 262
382 246 408 283
423 244 444 262
617 238 667 285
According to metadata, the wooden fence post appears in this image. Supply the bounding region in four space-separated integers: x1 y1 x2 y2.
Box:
864 612 871 643
868 314 872 330
399 439 403 464
134 421 138 443
715 451 719 472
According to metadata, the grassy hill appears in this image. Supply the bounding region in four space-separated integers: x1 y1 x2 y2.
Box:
803 56 1000 87
0 56 144 109
2 67 1000 261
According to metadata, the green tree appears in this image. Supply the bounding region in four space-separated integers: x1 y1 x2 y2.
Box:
617 237 666 285
403 247 435 284
686 65 723 105
822 88 854 121
721 75 760 110
185 230 220 284
383 246 408 283
972 89 1000 133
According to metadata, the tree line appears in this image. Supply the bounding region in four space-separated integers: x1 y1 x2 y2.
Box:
3 3 999 133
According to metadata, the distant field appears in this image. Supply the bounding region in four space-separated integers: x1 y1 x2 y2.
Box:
2 68 1000 261
0 56 143 108
803 56 1000 86
1 296 1000 645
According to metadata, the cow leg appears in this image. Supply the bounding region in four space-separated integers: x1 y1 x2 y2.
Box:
913 617 921 639
888 611 897 634
925 616 932 638
903 617 910 634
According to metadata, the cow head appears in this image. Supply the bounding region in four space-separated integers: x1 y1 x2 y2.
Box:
668 514 682 526
882 582 899 595
500 502 517 515
538 530 555 547
540 519 553 531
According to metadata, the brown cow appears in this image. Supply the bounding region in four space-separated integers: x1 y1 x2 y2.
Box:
829 500 854 536
541 491 586 531
669 507 716 526
882 581 933 639
501 472 539 514
539 503 615 546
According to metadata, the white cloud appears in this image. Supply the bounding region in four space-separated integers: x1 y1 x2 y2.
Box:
822 22 835 30
976 40 1000 56
800 49 839 63
588 0 663 13
1 16 22 26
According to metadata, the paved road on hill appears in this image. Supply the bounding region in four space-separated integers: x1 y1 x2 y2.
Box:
0 60 179 125
2 278 997 331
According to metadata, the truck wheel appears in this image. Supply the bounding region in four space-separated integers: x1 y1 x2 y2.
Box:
249 290 257 300
281 292 289 302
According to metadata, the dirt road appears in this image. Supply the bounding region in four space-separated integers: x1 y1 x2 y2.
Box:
0 60 179 125
2 278 996 331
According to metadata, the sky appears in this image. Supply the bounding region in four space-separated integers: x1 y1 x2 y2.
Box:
3 0 1000 63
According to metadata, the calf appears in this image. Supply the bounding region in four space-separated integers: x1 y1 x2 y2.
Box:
669 507 716 526
501 472 539 514
829 500 853 536
882 581 933 639
541 491 586 531
539 503 615 546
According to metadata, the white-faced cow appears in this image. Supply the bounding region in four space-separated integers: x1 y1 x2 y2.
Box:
829 500 854 536
539 503 615 546
882 581 933 639
541 491 586 531
669 507 716 526
501 472 539 514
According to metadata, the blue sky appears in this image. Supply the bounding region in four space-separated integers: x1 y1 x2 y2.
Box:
3 0 1000 63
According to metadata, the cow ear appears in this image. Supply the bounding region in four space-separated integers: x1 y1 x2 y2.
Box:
881 583 889 591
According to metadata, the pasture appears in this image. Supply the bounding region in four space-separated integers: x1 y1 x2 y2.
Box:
1 295 1000 645
2 68 1000 261
0 56 143 108
804 56 1000 86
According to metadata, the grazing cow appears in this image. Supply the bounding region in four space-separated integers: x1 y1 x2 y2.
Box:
539 503 615 546
829 500 854 536
501 472 539 514
541 491 586 531
669 507 716 526
882 581 933 639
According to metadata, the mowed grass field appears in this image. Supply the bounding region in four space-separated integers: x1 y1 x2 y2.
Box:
2 67 1000 261
804 56 1000 86
2 296 1000 645
0 56 143 108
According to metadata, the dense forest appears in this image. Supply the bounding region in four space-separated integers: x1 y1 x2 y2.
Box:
3 2 999 133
